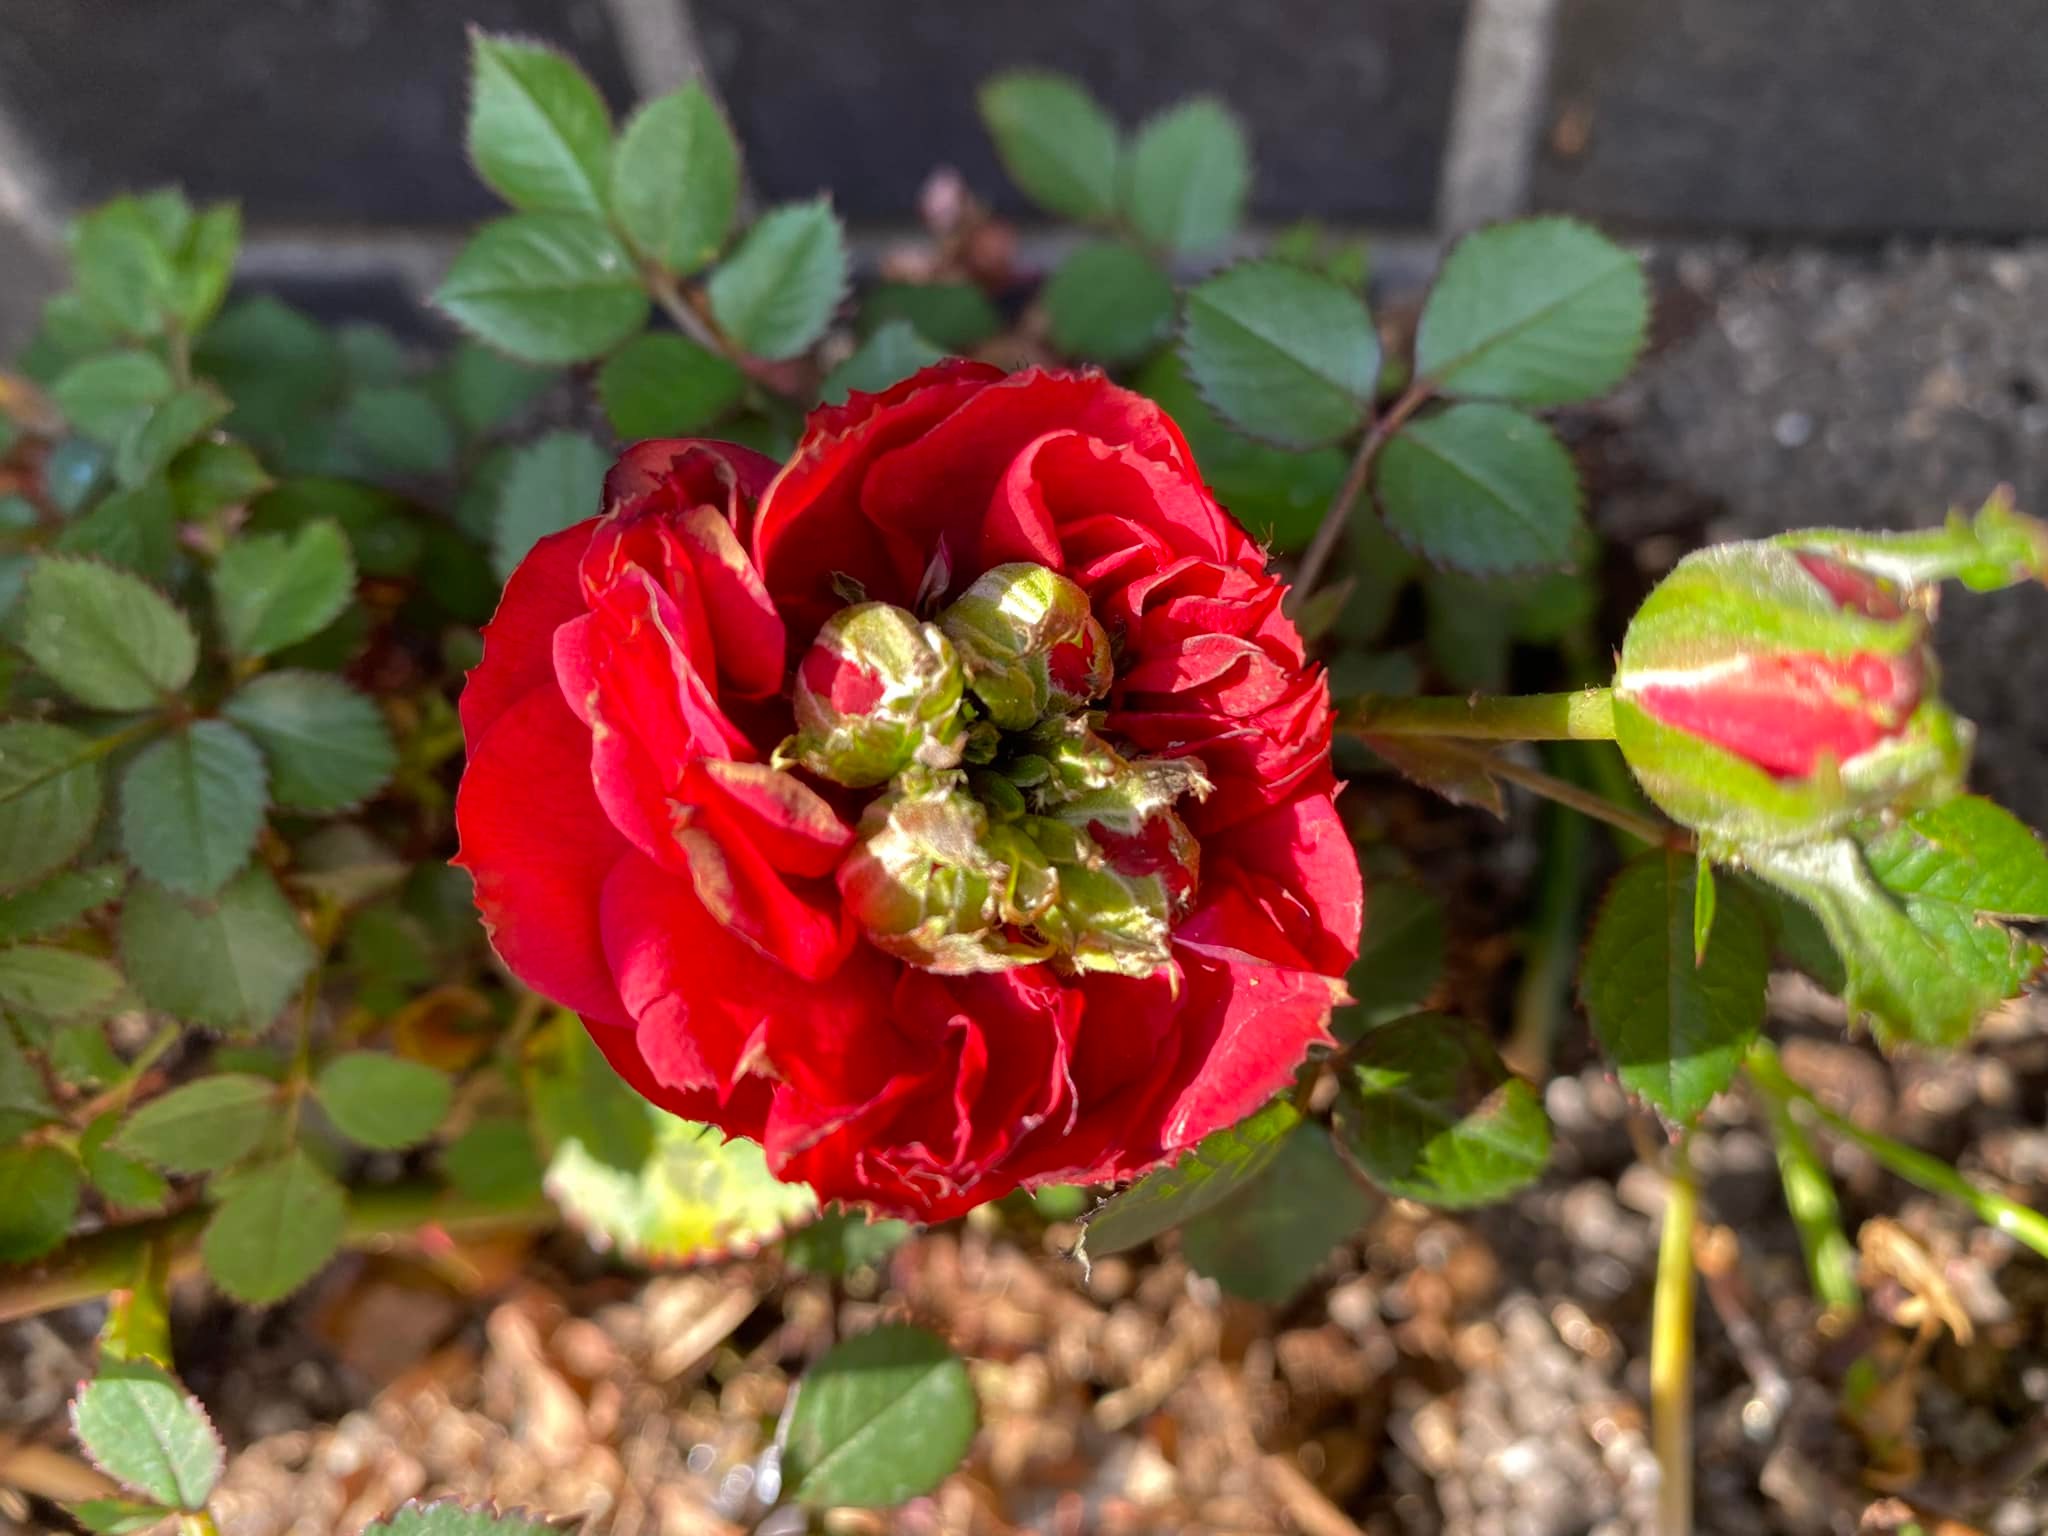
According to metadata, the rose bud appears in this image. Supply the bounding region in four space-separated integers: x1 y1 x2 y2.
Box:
1614 539 1968 845
939 561 1114 730
835 778 1052 973
782 601 967 787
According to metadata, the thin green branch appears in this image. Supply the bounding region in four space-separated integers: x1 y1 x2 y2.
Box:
1651 1131 1698 1536
1746 1040 2048 1262
1291 383 1433 601
1423 737 1688 849
1747 1048 1862 1313
0 1182 557 1327
1348 687 1617 742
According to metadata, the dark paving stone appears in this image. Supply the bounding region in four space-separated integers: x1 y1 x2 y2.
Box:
0 0 632 226
694 0 1468 225
1536 0 2048 235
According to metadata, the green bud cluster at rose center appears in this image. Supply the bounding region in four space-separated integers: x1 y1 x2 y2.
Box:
778 562 1208 978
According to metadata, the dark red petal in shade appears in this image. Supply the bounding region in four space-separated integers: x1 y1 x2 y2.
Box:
459 520 596 745
975 428 1256 592
582 1014 772 1139
604 437 780 521
861 372 1206 589
455 686 631 1029
674 504 787 699
759 941 920 1113
1634 649 1923 777
671 822 852 981
754 361 1005 639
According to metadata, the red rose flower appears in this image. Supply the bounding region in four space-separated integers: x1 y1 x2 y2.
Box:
456 363 1361 1221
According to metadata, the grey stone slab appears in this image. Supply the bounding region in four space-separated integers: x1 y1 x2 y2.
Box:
0 0 633 227
693 0 1469 225
1536 0 2048 235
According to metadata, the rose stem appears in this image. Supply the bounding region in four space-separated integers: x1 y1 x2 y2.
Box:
1651 1128 1699 1536
1348 687 1617 741
1746 1045 1862 1313
1291 382 1434 602
1747 1040 2048 1262
0 1182 557 1327
1502 753 1595 1081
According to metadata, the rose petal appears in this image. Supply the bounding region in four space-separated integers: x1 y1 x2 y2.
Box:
461 520 595 744
456 686 630 1028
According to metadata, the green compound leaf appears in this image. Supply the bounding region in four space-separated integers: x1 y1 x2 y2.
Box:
201 1146 348 1304
1079 1095 1303 1262
21 557 197 710
224 672 396 813
0 862 125 944
56 479 179 581
210 517 356 658
597 332 744 439
0 1022 59 1141
119 870 315 1037
782 1211 914 1276
1124 96 1249 255
69 1359 222 1509
861 282 1001 352
1334 1012 1552 1207
444 340 554 437
611 83 740 275
491 429 610 581
1749 799 2048 1048
363 1503 554 1536
0 1141 83 1261
525 1010 654 1173
707 199 849 362
784 1324 977 1509
196 295 345 447
1415 217 1649 405
0 722 105 893
170 439 273 519
68 199 177 339
467 32 614 217
1177 1122 1375 1303
1042 240 1174 364
819 321 946 406
314 1051 452 1150
1581 850 1771 1121
118 720 268 897
977 71 1121 222
1335 875 1446 1039
0 945 123 1021
1374 402 1582 575
1181 261 1379 450
1130 350 1346 553
68 1497 177 1534
111 1073 281 1173
441 1117 545 1205
114 384 231 489
80 1112 171 1214
50 351 173 444
434 214 649 366
338 384 459 477
546 1104 817 1263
